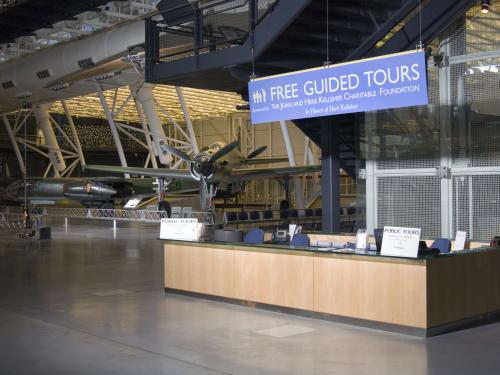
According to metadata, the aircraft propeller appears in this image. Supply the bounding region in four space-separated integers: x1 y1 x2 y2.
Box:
246 145 267 159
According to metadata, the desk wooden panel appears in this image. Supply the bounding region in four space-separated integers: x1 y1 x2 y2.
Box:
164 241 500 334
427 250 500 327
234 250 314 310
164 245 234 298
313 257 427 327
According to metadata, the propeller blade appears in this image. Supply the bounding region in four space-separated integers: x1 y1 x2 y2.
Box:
247 145 267 159
199 180 207 211
159 142 192 163
209 140 240 163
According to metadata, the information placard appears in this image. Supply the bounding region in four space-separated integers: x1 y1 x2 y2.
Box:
249 50 428 124
380 226 421 258
355 229 368 250
453 231 467 251
160 218 203 241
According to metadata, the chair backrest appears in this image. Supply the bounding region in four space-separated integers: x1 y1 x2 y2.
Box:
431 238 451 254
224 211 237 223
304 208 313 217
182 207 192 218
244 228 265 244
314 208 322 217
263 210 273 219
249 211 260 220
291 233 310 247
237 211 249 221
289 209 299 218
171 206 182 218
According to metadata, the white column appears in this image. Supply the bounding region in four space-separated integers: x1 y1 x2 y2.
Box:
135 84 170 166
61 100 86 167
2 114 26 176
279 120 304 209
176 86 199 154
132 95 159 169
33 103 66 175
96 84 129 178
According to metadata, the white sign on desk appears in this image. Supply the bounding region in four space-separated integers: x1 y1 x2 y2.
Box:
453 231 467 251
160 218 203 241
381 226 421 258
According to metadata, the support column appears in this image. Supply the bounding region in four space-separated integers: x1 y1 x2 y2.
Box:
176 87 199 154
33 103 66 175
61 100 86 167
133 96 159 169
279 120 304 209
321 118 340 233
2 114 26 176
96 84 129 178
135 84 170 166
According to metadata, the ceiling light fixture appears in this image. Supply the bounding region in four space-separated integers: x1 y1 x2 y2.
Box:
481 0 490 14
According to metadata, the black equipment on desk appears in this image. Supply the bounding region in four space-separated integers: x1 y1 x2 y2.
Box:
271 229 289 243
374 228 384 252
417 241 440 256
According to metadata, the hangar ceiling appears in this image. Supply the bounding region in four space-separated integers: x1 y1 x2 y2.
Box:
49 85 247 123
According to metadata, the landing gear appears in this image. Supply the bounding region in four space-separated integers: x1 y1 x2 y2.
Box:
202 182 218 226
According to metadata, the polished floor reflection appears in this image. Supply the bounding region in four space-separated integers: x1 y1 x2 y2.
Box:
1 222 500 374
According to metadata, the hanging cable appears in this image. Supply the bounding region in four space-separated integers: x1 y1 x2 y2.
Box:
417 0 423 50
325 0 330 66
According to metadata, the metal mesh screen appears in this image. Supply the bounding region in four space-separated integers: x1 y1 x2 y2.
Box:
364 65 440 170
453 175 500 240
377 176 441 237
449 3 500 56
450 57 500 167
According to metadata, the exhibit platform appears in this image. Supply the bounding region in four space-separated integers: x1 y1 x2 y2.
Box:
163 236 500 337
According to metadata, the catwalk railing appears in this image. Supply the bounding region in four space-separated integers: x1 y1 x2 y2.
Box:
146 0 279 68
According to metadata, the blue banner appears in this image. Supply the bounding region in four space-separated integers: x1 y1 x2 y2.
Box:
249 50 428 124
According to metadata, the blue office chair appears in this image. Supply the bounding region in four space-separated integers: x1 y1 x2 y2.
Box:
431 238 451 254
244 228 265 244
290 233 310 247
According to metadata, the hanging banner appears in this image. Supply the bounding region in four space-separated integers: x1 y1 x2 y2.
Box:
248 50 428 124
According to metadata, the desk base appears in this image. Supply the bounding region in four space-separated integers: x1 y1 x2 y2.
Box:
165 288 500 337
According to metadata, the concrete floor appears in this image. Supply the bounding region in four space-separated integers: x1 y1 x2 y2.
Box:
1 222 500 375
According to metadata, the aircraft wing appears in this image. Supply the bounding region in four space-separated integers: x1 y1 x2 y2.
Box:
230 165 321 183
84 165 194 180
242 158 289 165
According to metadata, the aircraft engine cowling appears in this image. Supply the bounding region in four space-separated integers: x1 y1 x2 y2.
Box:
63 181 117 198
189 154 215 181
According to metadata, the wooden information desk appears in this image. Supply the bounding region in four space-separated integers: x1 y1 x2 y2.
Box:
163 240 500 336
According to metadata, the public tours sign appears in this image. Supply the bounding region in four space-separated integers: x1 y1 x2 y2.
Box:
248 50 429 124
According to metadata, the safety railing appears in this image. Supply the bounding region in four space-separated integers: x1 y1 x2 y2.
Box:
146 0 279 67
0 206 208 224
0 213 44 237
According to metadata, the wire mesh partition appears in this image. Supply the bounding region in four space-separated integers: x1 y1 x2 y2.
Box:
359 1 500 240
151 0 279 63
